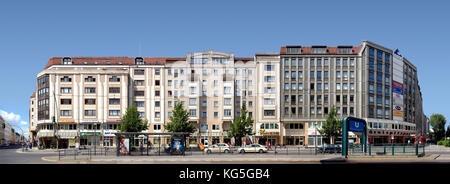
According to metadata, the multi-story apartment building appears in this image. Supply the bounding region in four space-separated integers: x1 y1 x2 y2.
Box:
29 91 37 145
280 41 425 146
164 51 256 146
0 116 12 146
31 40 426 149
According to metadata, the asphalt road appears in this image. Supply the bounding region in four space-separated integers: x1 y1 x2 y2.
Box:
0 148 57 164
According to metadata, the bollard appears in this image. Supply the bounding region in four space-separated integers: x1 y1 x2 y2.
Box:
369 144 371 156
392 143 394 155
384 144 386 154
415 144 418 156
403 144 405 153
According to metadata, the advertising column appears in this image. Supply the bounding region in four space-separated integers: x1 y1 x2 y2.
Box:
392 49 404 121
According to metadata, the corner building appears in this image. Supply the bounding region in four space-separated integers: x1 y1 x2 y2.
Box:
280 41 425 146
31 40 426 149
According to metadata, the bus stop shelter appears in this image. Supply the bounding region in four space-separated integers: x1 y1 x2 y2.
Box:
114 132 190 156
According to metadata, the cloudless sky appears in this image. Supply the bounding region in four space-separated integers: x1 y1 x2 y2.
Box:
1 0 449 137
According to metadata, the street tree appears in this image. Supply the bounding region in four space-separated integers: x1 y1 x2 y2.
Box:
118 104 148 148
430 113 446 142
165 100 196 136
227 103 253 146
318 106 342 144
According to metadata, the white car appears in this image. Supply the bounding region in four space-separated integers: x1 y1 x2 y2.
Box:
204 143 231 154
238 144 267 153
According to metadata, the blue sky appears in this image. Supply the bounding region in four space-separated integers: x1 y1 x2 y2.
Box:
1 0 449 138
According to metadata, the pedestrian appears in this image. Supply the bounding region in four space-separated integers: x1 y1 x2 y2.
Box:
268 142 271 150
265 141 268 148
227 141 231 148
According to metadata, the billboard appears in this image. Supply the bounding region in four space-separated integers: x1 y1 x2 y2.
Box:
392 49 404 121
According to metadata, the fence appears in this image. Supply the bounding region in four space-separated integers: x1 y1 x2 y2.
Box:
58 147 115 160
347 143 425 156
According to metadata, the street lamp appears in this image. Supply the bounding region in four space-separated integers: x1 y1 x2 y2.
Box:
314 122 317 155
94 122 97 155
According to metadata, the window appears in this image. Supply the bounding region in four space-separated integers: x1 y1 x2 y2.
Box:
264 65 274 71
60 110 72 116
155 112 160 118
109 87 120 93
134 80 145 86
155 91 160 96
317 71 322 80
62 57 72 65
154 124 161 130
85 76 95 82
155 69 160 75
155 80 160 86
336 83 341 90
324 83 328 90
343 71 348 80
298 83 303 90
224 109 232 117
224 98 232 105
109 110 120 116
336 71 341 78
109 99 120 105
84 99 95 105
134 70 145 75
109 76 120 82
343 83 348 90
135 57 144 65
61 76 72 82
155 101 160 107
189 98 197 105
264 110 275 116
85 110 96 116
212 124 220 130
324 71 328 79
189 109 197 117
134 91 144 96
60 99 72 105
85 88 96 94
214 112 218 117
224 87 231 94
298 58 303 66
310 71 314 78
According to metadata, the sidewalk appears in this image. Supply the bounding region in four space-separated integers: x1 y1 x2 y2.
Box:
43 154 340 163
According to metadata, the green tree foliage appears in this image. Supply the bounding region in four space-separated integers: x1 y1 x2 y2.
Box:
118 104 148 132
430 113 446 142
318 106 342 144
165 101 196 134
227 104 253 146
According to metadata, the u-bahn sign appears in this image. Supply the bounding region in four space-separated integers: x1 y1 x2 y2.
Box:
349 120 365 132
342 117 367 158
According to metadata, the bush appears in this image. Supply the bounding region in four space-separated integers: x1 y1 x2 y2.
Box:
438 140 445 145
445 140 450 147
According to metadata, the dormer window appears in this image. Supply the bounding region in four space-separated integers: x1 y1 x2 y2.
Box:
61 76 72 82
135 57 144 65
106 61 111 65
109 76 120 82
119 61 123 65
62 57 72 65
94 61 98 65
84 61 88 65
338 46 353 54
286 46 301 54
312 46 327 54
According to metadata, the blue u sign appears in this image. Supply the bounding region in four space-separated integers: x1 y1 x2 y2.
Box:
349 120 365 132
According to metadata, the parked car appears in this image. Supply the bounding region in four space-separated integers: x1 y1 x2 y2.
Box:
204 143 231 154
316 144 342 153
238 144 267 153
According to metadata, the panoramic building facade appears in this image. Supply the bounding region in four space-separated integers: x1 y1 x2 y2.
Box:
31 41 428 149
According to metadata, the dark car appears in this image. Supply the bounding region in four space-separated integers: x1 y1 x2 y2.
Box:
316 144 342 153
